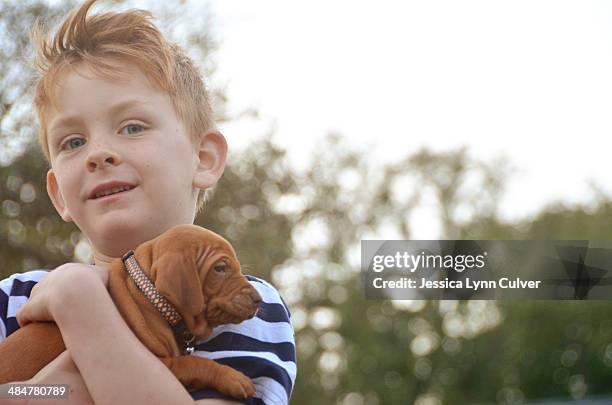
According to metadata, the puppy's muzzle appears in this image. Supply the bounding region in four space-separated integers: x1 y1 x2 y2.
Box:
232 286 262 318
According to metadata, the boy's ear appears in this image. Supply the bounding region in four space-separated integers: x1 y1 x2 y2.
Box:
46 169 73 222
192 130 227 190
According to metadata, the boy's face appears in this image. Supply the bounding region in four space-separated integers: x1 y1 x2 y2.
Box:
45 62 224 257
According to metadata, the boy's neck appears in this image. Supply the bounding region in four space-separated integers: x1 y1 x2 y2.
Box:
93 249 116 268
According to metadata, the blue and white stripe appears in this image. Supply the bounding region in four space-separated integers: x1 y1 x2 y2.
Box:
0 270 49 340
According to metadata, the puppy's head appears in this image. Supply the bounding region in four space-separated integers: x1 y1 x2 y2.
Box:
137 224 261 340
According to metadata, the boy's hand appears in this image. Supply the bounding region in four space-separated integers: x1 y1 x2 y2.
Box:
16 263 109 327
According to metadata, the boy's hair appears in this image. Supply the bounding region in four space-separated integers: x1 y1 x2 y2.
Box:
31 0 213 212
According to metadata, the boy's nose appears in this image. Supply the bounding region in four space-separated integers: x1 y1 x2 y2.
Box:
87 146 122 171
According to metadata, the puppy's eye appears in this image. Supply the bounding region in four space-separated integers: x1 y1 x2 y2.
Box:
213 263 227 274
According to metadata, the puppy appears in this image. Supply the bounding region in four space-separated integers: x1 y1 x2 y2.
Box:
0 224 261 399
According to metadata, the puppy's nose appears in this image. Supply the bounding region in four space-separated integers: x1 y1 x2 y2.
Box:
250 289 262 307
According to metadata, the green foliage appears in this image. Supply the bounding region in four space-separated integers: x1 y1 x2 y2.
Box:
196 138 296 282
1 144 79 275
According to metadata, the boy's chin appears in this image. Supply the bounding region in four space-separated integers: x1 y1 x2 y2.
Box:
84 215 148 247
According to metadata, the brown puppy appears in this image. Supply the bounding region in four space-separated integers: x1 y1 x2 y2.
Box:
0 224 262 399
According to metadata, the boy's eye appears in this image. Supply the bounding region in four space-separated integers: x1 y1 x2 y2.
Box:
61 137 86 151
121 124 145 135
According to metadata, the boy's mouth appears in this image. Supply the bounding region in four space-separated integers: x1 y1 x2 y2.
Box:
89 182 137 200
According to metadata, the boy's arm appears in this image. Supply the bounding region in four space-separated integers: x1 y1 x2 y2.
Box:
24 266 240 405
25 352 239 405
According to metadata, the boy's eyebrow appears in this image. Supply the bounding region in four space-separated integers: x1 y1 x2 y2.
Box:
48 115 82 137
106 99 154 117
48 99 153 136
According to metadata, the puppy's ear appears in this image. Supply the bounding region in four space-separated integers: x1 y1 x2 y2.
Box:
152 253 209 336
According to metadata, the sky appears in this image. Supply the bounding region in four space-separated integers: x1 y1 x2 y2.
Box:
191 0 612 233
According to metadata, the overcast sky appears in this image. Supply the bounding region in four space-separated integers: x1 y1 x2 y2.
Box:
196 1 612 232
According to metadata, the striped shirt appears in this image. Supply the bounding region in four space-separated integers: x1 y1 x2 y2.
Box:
0 271 296 405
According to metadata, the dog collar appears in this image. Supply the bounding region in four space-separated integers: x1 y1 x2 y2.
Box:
121 250 196 355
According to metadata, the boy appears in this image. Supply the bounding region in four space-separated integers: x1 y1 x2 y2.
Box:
0 0 296 404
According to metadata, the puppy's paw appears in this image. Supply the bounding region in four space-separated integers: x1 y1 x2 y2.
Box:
217 366 257 399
